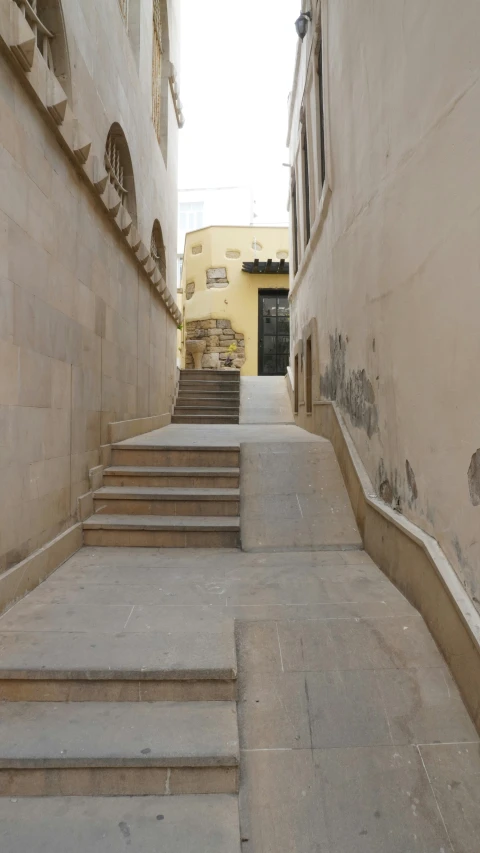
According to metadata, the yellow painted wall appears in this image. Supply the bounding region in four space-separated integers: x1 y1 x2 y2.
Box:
180 226 289 375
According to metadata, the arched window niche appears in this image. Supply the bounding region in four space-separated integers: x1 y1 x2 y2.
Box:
104 123 137 226
14 0 72 99
151 219 167 282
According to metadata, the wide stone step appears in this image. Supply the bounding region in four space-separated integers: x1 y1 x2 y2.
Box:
181 369 240 379
93 486 240 516
83 514 241 548
176 395 240 404
0 794 241 853
111 444 240 468
171 415 240 424
173 406 240 417
0 701 239 796
179 382 240 393
103 465 240 488
0 613 237 702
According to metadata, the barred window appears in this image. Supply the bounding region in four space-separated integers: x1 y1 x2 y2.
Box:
14 0 70 94
152 0 163 143
104 124 137 224
151 220 167 281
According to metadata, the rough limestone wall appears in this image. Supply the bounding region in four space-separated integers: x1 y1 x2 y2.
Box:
186 320 245 370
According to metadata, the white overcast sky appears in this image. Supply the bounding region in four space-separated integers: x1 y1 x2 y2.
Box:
179 0 298 224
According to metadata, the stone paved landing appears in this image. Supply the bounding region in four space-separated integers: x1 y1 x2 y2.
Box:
0 546 479 850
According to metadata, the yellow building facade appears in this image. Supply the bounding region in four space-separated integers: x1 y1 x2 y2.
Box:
179 226 290 375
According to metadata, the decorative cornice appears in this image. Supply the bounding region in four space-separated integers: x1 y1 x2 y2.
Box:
0 0 179 323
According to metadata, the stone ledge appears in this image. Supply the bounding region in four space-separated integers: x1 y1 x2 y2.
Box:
0 0 180 325
0 524 82 616
286 371 480 733
108 412 171 444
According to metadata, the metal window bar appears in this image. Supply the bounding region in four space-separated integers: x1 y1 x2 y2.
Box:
117 0 128 24
152 0 163 142
104 133 128 204
14 0 55 71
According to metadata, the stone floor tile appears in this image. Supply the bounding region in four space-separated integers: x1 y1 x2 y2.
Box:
239 748 329 853
313 745 452 852
306 670 392 748
418 742 480 853
377 667 479 746
0 601 132 633
32 580 227 607
226 571 410 609
278 614 445 672
235 621 283 673
124 605 228 633
238 671 311 749
50 561 225 586
226 600 412 621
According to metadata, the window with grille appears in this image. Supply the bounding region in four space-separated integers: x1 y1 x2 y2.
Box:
14 0 70 92
118 0 128 24
105 130 128 206
151 220 167 280
152 0 163 143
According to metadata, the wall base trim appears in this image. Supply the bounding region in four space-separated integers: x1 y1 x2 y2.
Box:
108 412 171 444
0 524 83 615
285 372 480 732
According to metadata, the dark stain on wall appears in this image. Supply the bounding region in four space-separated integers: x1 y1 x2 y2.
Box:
405 460 418 501
320 333 379 438
467 450 480 506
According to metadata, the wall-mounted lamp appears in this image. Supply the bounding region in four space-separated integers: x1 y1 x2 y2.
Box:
295 11 311 40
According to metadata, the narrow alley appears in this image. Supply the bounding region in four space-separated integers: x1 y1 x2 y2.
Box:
0 378 478 852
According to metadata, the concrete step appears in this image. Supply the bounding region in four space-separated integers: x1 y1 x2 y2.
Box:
0 613 237 702
83 514 241 548
173 406 240 417
0 794 241 852
103 465 240 488
93 486 240 516
111 444 240 468
0 701 239 796
179 381 240 393
171 415 240 425
180 369 240 379
176 395 240 404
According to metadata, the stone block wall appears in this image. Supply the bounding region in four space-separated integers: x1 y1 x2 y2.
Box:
0 0 179 573
186 320 245 370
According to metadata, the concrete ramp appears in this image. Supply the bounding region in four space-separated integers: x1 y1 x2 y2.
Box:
240 376 294 424
241 441 362 551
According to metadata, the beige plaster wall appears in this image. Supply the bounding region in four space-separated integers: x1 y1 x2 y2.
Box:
0 0 179 572
289 0 480 607
180 226 289 375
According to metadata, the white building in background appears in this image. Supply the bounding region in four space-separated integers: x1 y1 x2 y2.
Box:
177 186 254 282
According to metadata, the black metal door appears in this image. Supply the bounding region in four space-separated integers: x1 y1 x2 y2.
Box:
258 290 290 376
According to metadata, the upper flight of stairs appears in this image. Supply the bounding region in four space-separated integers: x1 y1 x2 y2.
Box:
172 369 240 424
84 442 241 548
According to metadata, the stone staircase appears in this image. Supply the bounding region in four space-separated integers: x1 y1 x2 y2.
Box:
84 441 241 548
0 606 240 849
172 369 240 424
